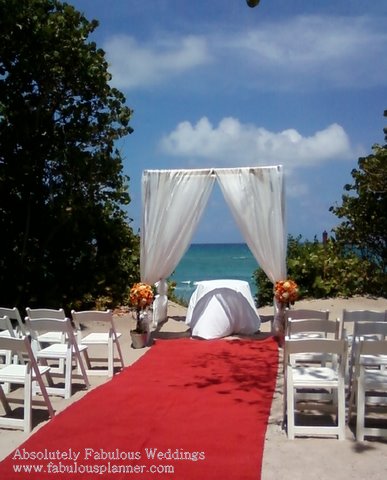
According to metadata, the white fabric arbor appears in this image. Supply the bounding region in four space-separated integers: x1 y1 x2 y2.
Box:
140 166 287 325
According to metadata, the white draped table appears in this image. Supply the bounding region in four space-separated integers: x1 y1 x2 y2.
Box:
185 279 261 339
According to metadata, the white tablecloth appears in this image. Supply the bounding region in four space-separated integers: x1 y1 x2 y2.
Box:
185 279 261 339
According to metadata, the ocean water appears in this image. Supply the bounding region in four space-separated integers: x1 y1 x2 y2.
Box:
169 243 259 303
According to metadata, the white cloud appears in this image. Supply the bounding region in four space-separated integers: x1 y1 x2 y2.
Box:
215 14 387 90
160 116 356 168
103 14 387 91
104 34 211 89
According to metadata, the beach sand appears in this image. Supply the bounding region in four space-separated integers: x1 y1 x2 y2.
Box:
1 296 387 478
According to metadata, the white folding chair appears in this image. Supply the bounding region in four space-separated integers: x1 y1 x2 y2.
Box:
348 337 387 441
25 317 90 399
71 310 124 377
26 307 70 373
0 316 18 393
0 335 54 432
285 338 347 440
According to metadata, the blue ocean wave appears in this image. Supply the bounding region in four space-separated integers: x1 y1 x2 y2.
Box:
169 243 258 302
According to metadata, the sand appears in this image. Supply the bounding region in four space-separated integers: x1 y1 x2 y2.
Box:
1 296 387 479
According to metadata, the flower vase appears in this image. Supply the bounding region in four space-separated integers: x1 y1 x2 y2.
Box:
272 301 286 347
130 310 151 349
130 330 150 349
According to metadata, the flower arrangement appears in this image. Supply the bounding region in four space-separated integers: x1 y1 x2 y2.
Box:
129 283 154 333
274 279 299 305
130 282 154 310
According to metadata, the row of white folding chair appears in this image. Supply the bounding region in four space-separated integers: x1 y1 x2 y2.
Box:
5 306 125 378
348 321 387 441
0 308 124 433
25 308 124 378
0 312 89 410
284 337 347 440
285 325 387 441
0 335 55 433
283 311 344 439
1 306 125 379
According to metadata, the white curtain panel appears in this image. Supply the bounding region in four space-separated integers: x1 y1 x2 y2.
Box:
216 166 287 283
140 166 286 325
141 169 215 285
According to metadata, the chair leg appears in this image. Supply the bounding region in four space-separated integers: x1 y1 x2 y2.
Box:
64 351 72 399
115 339 125 370
24 365 32 433
0 350 12 393
356 373 366 441
74 349 90 389
0 384 12 415
108 338 114 377
338 383 346 440
33 358 54 395
348 378 357 422
286 378 295 439
79 349 92 371
34 370 55 420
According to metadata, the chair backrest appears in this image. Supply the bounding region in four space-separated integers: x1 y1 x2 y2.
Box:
285 309 329 321
287 318 342 339
71 310 114 326
353 320 387 340
342 309 387 340
343 309 386 326
357 339 387 358
0 307 25 335
26 307 66 320
285 338 347 361
0 315 15 337
25 317 75 342
353 338 387 375
0 334 34 356
343 309 386 320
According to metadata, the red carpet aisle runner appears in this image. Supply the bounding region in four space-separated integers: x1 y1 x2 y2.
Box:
0 337 278 480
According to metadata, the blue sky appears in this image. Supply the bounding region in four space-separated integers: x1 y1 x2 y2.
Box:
69 0 387 243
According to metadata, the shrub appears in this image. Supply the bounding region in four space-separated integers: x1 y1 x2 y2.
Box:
254 234 383 306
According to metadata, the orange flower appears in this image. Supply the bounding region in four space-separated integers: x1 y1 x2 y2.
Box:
274 279 299 304
129 283 154 310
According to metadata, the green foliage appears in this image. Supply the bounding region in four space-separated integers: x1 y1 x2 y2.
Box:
330 110 387 276
254 234 384 307
0 0 139 310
